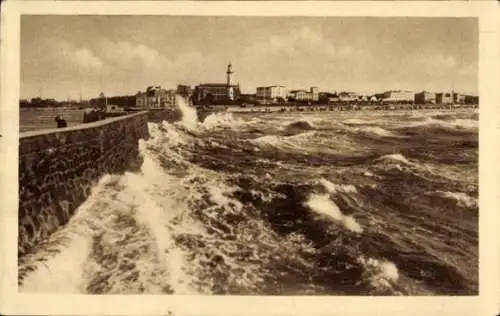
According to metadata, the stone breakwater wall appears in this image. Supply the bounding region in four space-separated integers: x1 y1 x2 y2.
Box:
18 112 150 258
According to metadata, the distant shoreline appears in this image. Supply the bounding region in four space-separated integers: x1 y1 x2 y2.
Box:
19 103 478 118
200 104 478 114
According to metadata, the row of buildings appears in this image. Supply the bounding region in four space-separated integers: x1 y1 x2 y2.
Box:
85 63 478 110
247 88 477 105
256 86 320 103
135 85 177 108
190 65 320 105
89 85 184 109
321 90 477 105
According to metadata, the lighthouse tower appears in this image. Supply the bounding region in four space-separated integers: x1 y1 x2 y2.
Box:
226 63 233 86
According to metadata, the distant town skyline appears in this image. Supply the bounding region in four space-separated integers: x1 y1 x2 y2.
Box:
21 16 478 100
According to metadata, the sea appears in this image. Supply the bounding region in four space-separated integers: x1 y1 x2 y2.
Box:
20 107 86 133
18 102 478 296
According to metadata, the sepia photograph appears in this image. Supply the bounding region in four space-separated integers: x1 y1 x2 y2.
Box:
1 1 499 315
17 14 480 295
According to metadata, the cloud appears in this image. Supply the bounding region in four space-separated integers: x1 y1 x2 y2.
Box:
74 48 104 71
93 41 209 85
237 26 362 89
408 52 464 74
52 41 106 72
243 27 354 63
56 40 213 93
99 41 164 70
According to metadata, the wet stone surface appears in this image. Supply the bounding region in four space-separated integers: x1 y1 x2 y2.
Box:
18 113 149 258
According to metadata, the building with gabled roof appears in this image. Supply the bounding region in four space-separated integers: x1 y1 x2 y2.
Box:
192 63 241 105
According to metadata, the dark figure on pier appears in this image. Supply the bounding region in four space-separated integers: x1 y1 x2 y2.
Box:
55 115 67 128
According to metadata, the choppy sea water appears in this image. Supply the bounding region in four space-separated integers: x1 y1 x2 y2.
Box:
19 106 478 295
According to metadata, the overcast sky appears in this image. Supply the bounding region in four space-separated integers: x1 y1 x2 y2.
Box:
21 16 478 100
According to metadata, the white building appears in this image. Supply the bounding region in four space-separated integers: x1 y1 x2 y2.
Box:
288 87 320 102
256 86 288 101
136 85 177 108
383 90 414 103
310 87 319 102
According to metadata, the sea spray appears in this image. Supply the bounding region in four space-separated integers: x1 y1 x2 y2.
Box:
176 94 198 130
20 232 92 293
18 174 122 292
202 112 243 129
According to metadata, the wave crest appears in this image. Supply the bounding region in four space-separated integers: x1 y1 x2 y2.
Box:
435 191 478 209
202 112 244 129
319 178 358 194
357 256 400 293
408 117 477 130
377 153 412 165
304 194 363 233
352 126 399 138
285 119 317 130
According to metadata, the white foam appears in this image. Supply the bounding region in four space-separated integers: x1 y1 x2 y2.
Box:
147 121 192 149
176 94 198 130
357 256 399 291
202 112 243 129
451 119 478 129
435 190 478 208
116 149 199 293
207 184 243 213
287 130 317 140
343 118 370 125
354 126 397 137
250 189 286 203
377 153 412 165
252 135 284 147
209 140 229 149
161 121 189 146
319 178 358 194
20 231 92 293
19 175 121 293
252 132 314 149
408 117 478 130
305 194 363 233
342 216 364 234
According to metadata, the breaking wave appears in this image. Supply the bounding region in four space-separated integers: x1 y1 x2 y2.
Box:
319 178 358 194
407 117 478 130
434 191 478 209
285 119 317 131
357 256 400 294
251 131 317 149
350 126 399 138
305 194 363 233
343 118 372 125
202 112 245 130
19 108 478 296
376 153 413 165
